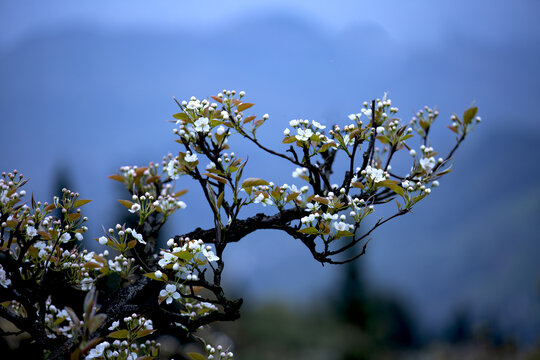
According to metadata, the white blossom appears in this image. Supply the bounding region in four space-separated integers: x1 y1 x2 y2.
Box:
158 252 178 268
26 225 37 237
194 117 210 133
365 165 385 183
295 128 313 141
0 265 11 288
128 203 141 213
312 120 326 129
301 214 316 224
160 284 180 304
184 152 198 163
322 213 338 221
59 232 72 243
305 202 320 212
341 134 353 146
419 157 436 173
177 200 187 209
253 193 265 204
292 167 308 178
333 221 352 232
86 342 109 359
253 193 272 206
132 229 146 245
361 108 372 117
216 125 226 135
186 99 201 110
108 320 120 331
203 247 220 262
166 159 180 180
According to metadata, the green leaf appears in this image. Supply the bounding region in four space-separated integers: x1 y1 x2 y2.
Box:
286 192 301 202
210 96 222 104
318 142 337 153
118 199 134 209
242 178 269 188
243 115 256 124
108 174 125 182
173 112 189 120
253 119 265 130
298 227 319 235
187 353 207 360
135 329 156 339
145 175 161 184
108 329 129 339
334 230 354 239
282 136 297 144
74 199 92 207
351 181 364 190
126 240 137 250
463 106 478 125
377 180 404 196
173 251 193 261
237 102 254 112
64 307 80 327
143 272 168 282
320 222 331 235
203 173 228 184
448 125 459 134
216 191 224 210
174 189 189 197
44 203 57 211
312 196 329 205
419 119 429 131
410 192 428 207
88 314 107 333
68 213 81 222
134 167 148 179
400 134 413 141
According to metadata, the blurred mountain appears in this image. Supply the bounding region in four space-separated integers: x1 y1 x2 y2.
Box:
0 12 539 344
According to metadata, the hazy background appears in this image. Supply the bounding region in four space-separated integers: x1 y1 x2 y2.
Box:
1 0 539 357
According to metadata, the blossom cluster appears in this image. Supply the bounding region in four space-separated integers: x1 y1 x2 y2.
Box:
0 172 94 286
85 312 159 359
147 237 220 319
246 182 309 210
201 343 234 360
97 223 146 254
85 339 160 360
110 162 188 224
43 297 80 339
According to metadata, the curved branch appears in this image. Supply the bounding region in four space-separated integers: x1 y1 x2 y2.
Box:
177 207 305 244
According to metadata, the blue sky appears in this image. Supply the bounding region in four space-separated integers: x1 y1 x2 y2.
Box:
2 0 539 47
